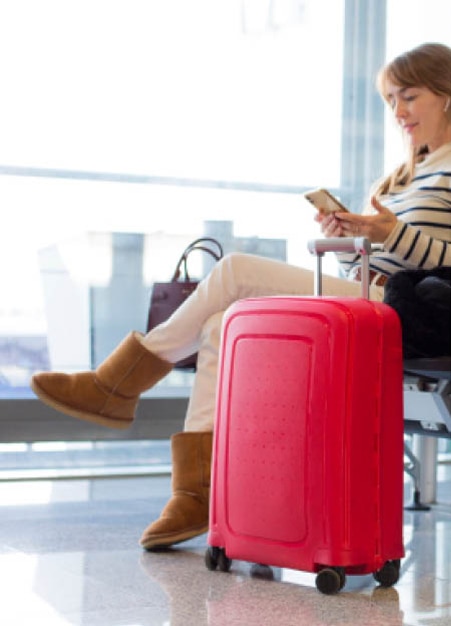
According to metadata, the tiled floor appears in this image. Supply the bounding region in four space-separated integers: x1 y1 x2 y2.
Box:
0 466 450 625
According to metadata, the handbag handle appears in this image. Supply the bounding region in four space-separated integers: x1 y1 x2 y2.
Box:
171 237 224 281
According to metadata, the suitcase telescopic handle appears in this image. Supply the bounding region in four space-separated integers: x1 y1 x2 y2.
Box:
307 237 380 298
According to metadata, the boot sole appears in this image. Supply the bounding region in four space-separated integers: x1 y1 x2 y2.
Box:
140 524 209 551
30 379 133 430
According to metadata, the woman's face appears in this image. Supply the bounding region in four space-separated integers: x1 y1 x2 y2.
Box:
385 81 451 152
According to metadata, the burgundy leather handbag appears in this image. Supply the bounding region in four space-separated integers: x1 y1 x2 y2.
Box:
146 237 223 369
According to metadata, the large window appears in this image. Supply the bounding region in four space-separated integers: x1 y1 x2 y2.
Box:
0 0 450 439
1 0 346 184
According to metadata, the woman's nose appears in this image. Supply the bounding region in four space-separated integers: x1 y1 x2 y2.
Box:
394 99 407 119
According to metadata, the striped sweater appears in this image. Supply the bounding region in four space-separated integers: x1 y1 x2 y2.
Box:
338 142 451 278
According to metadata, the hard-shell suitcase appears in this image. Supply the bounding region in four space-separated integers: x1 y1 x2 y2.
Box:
206 238 405 594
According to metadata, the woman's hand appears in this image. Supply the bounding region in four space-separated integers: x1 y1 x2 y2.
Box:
314 211 345 238
333 196 398 243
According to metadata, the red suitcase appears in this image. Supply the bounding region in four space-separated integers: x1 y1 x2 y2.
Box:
206 238 405 594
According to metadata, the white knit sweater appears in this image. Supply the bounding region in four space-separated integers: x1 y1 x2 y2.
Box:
338 142 451 278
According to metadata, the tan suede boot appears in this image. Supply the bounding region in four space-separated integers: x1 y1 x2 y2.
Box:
140 431 213 550
30 331 172 429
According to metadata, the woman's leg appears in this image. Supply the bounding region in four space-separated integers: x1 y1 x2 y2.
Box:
31 252 382 430
184 311 225 432
142 252 368 362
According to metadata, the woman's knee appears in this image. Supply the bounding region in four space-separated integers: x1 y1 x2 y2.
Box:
216 252 260 283
219 252 252 270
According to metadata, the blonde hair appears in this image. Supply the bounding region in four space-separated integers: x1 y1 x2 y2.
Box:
375 43 451 195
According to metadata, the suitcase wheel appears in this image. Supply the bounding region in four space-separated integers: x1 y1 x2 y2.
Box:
315 567 346 594
373 560 400 587
205 547 232 572
250 563 274 580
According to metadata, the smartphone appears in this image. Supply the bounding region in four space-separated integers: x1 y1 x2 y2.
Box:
304 188 349 214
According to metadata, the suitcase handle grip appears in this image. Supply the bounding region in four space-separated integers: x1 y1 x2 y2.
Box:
307 237 380 298
307 236 372 256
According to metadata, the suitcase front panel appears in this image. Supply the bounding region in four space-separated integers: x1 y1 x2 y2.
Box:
226 334 312 543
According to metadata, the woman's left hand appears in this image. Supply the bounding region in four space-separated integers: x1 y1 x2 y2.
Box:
334 196 398 243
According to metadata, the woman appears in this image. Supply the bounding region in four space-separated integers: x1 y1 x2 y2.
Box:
31 43 451 551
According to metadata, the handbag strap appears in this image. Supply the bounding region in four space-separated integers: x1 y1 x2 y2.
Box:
171 237 224 281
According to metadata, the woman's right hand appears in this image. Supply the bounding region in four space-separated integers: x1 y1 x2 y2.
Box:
314 211 344 238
